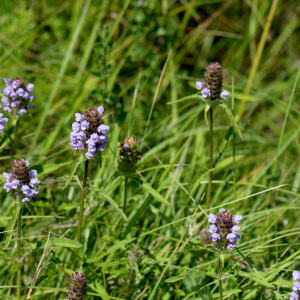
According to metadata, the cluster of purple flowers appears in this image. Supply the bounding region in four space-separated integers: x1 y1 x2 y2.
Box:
70 107 109 160
2 77 35 115
196 81 230 100
208 208 242 251
290 271 300 299
0 105 8 132
3 159 39 203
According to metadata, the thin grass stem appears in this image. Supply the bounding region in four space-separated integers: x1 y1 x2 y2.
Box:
17 200 22 300
218 255 223 300
119 177 128 237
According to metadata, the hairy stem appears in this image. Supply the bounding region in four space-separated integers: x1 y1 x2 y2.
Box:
119 177 128 237
72 160 89 269
17 201 22 300
9 118 20 167
118 268 132 298
206 107 214 212
218 256 223 300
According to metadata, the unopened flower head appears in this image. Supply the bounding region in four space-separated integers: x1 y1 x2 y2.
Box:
3 159 39 203
290 271 300 299
2 78 35 115
118 135 141 176
70 106 109 160
128 248 141 267
66 271 87 300
199 228 212 245
208 208 242 251
195 62 230 101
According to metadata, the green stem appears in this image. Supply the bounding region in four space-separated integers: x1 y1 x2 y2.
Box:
72 160 89 269
117 268 132 298
206 107 214 212
119 177 128 237
218 255 223 300
17 201 22 300
9 118 20 167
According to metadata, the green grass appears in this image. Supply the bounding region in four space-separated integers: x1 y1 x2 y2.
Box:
0 0 300 299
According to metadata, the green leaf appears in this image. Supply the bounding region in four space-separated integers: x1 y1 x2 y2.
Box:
237 271 274 288
4 205 21 250
183 271 206 292
63 158 82 189
91 186 128 221
95 260 126 267
165 275 185 283
204 104 210 125
167 94 203 104
219 102 243 140
86 238 135 263
94 151 102 167
190 169 209 197
0 249 11 259
135 179 169 205
44 238 82 248
159 136 191 186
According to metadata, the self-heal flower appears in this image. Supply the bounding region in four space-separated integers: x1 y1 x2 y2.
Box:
220 90 230 100
196 81 204 90
201 88 211 98
290 272 300 300
66 271 87 300
2 159 39 202
1 77 35 116
0 112 9 133
208 208 242 251
70 107 109 160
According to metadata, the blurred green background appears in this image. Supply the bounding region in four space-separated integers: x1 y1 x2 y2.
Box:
1 0 300 299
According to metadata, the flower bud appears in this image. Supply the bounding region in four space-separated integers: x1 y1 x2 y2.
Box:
118 135 141 177
290 271 300 299
70 107 109 160
208 208 242 251
66 271 87 300
3 159 39 203
128 249 141 267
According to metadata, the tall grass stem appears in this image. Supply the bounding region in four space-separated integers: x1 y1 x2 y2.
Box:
119 177 128 237
218 255 223 300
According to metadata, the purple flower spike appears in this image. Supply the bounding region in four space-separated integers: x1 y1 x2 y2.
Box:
207 208 242 251
201 88 211 98
1 77 35 116
70 107 109 159
2 159 39 203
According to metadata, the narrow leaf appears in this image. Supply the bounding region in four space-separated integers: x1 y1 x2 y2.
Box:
204 104 210 125
136 179 169 205
167 94 202 104
0 249 11 259
219 102 243 140
44 238 82 248
213 127 233 168
4 206 21 249
63 159 82 189
91 186 128 221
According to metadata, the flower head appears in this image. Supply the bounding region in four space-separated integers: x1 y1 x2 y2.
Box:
70 107 109 160
291 272 300 299
195 63 230 101
207 208 242 251
66 271 87 300
118 135 141 177
3 159 39 202
1 77 35 116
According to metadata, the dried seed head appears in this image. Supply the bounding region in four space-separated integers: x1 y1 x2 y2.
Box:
208 208 242 251
66 271 87 300
118 135 141 177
